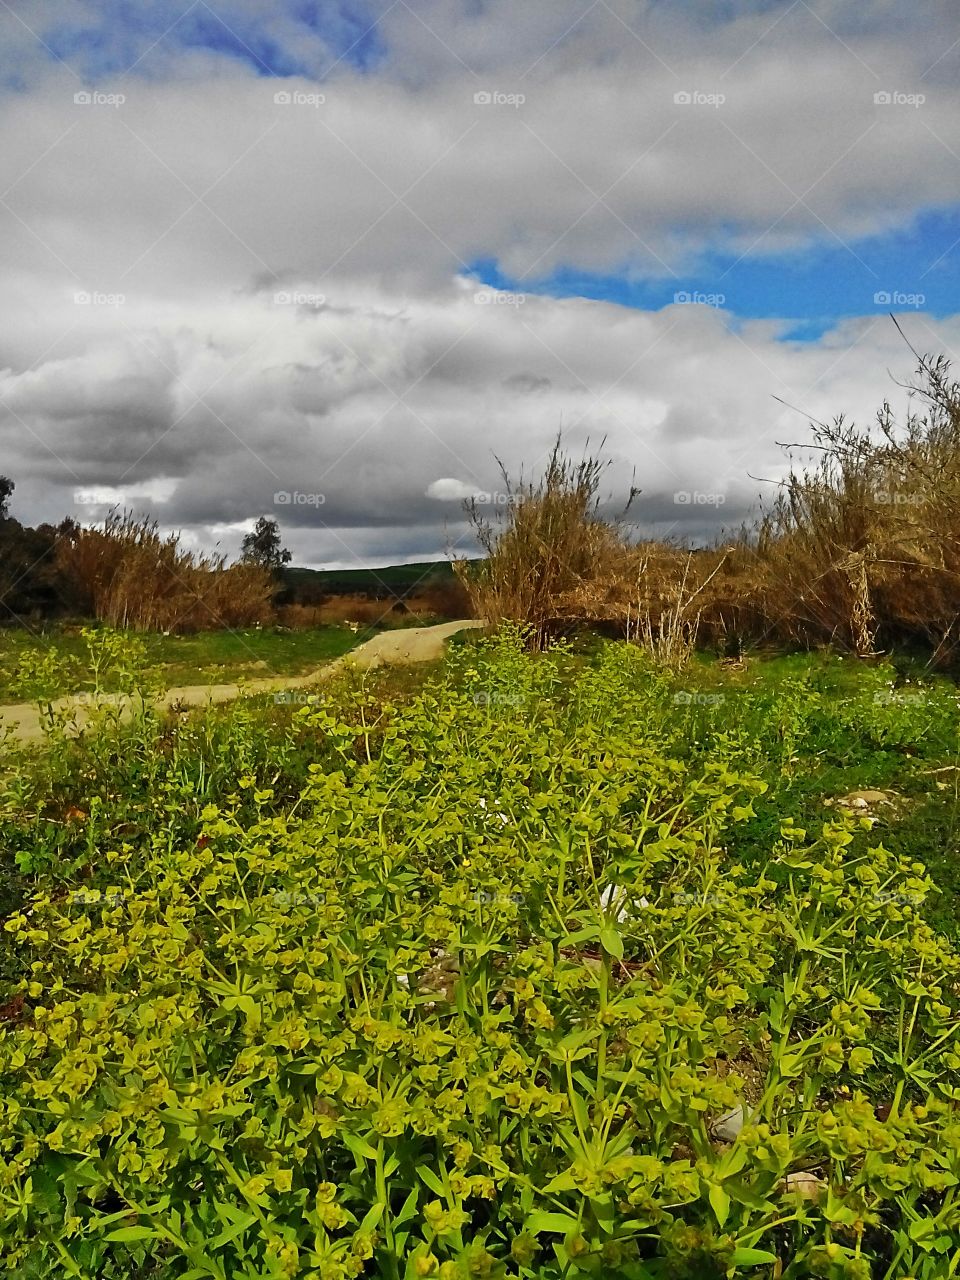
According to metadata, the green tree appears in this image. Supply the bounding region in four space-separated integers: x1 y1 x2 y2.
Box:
239 516 291 576
0 476 13 519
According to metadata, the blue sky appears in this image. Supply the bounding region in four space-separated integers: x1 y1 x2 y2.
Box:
472 205 960 339
32 1 387 82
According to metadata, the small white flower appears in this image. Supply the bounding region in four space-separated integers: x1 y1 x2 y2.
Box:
477 797 508 825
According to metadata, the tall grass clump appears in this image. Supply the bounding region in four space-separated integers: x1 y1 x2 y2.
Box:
455 440 729 664
736 350 960 658
455 438 626 649
55 511 274 633
625 546 733 668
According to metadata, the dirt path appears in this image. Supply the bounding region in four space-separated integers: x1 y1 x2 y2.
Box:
0 619 485 745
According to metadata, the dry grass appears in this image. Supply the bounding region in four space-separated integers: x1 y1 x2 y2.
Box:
455 437 733 662
715 350 960 658
457 350 960 664
56 512 274 633
455 437 627 650
278 583 471 630
279 596 400 628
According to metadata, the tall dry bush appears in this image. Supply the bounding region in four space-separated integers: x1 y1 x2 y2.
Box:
734 420 884 654
733 350 960 657
55 512 273 633
454 439 628 650
624 546 734 667
453 440 713 662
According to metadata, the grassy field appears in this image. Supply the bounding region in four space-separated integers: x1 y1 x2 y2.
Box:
670 646 960 939
0 624 375 702
1 628 959 1277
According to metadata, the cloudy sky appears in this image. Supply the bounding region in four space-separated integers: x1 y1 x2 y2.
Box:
1 1 958 567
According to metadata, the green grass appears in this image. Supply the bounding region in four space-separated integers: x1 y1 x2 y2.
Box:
140 625 375 686
439 636 960 938
659 646 960 938
0 623 374 701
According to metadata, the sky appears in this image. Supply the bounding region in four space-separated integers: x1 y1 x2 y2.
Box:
0 0 957 567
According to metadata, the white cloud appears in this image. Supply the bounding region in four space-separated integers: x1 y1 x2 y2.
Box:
426 478 479 502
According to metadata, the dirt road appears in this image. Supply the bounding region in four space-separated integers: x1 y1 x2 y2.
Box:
0 619 485 745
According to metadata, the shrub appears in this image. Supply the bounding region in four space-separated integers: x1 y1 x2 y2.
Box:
412 577 473 621
0 518 69 621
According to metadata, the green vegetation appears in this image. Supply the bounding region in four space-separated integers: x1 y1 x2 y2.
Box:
1 628 959 1278
0 625 372 703
287 561 458 600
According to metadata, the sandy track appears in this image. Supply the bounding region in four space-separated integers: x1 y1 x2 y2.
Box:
0 619 485 745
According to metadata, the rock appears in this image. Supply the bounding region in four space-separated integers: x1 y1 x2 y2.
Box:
781 1170 826 1201
827 789 900 816
418 951 460 1001
710 1105 744 1142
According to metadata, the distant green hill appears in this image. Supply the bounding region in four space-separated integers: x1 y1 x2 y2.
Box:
285 560 458 601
